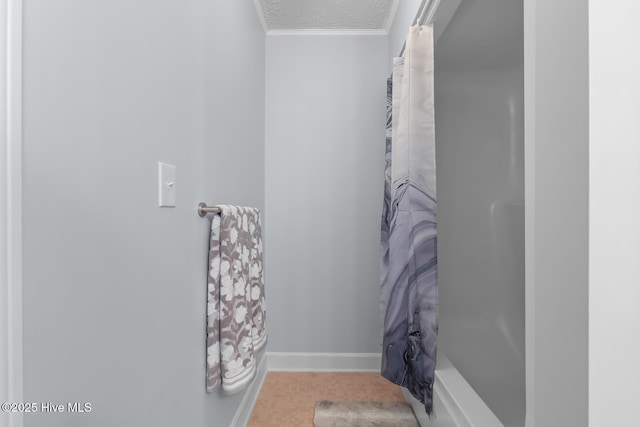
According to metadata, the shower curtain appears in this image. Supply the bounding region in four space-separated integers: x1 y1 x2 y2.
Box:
380 25 438 415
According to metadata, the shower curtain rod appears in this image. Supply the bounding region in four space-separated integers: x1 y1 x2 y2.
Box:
398 0 434 57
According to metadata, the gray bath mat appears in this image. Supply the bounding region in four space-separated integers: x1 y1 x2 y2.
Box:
313 401 419 427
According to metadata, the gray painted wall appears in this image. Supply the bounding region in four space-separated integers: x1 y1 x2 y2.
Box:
264 35 388 353
22 1 264 426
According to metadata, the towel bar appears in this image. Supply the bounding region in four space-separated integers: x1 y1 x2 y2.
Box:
197 202 221 217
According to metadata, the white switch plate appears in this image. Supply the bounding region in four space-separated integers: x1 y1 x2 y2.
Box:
158 162 176 207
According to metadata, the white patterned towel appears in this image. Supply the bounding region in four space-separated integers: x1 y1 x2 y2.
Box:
206 206 267 394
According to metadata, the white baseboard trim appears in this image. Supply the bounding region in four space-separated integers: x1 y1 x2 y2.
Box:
405 354 504 427
230 352 268 427
266 352 382 372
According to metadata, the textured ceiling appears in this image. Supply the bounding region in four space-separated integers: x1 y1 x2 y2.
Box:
257 0 396 30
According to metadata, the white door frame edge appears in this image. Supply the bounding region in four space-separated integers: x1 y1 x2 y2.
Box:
1 1 23 426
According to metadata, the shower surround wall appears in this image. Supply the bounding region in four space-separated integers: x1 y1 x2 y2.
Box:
434 65 525 427
22 1 264 426
264 35 388 354
388 0 526 426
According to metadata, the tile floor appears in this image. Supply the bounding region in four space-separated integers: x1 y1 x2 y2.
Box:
247 372 407 426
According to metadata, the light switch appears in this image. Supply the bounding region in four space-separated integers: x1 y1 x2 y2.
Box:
158 162 176 207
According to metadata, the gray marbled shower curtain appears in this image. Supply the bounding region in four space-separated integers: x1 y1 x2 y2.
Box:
380 25 438 415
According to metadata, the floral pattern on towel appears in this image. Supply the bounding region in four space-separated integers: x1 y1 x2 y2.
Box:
207 206 267 394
